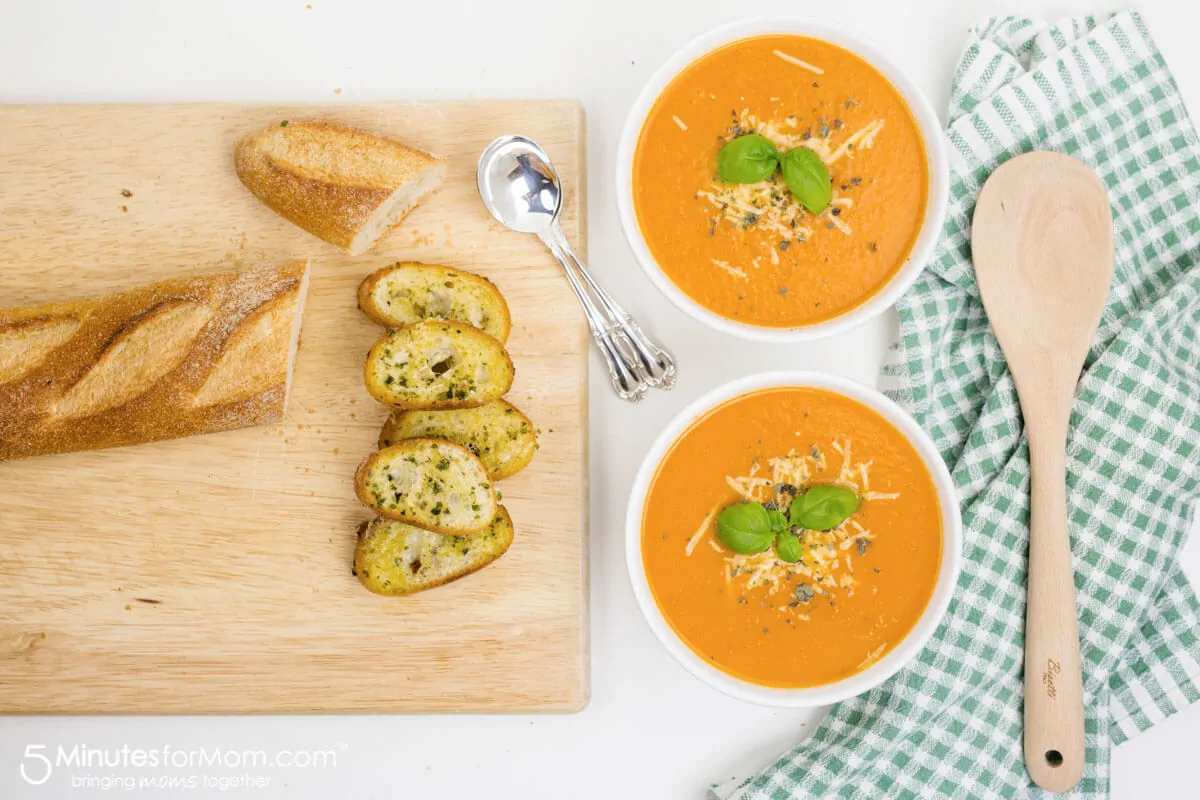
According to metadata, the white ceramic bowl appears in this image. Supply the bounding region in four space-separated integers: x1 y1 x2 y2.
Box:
616 17 950 343
625 371 962 707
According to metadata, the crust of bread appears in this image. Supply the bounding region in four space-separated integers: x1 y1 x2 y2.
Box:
0 260 309 461
353 439 496 535
357 262 512 344
235 119 443 255
363 320 514 410
354 505 514 596
379 400 536 481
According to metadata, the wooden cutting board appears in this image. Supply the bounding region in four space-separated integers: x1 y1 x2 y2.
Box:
0 102 589 713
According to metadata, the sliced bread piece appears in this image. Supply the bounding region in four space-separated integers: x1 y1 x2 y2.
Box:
379 400 537 481
354 439 496 534
364 320 513 410
235 119 444 255
358 262 512 344
354 506 515 596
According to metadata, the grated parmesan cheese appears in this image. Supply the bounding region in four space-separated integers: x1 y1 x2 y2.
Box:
827 119 886 163
672 115 688 131
711 259 748 280
826 212 853 236
773 50 825 74
857 642 888 670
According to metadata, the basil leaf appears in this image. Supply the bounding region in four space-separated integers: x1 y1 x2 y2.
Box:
780 146 832 214
774 531 803 563
717 134 779 184
766 508 789 532
716 502 775 554
788 484 859 531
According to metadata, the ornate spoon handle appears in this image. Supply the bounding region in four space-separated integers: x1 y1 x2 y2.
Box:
541 231 647 402
549 225 677 389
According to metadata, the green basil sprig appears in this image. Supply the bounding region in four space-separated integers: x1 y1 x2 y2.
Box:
780 146 832 214
789 484 859 531
717 134 780 184
716 483 859 561
715 134 832 214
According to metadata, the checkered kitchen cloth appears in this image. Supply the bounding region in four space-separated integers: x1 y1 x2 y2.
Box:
712 11 1200 799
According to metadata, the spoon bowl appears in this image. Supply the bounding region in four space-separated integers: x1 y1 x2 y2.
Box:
477 135 562 236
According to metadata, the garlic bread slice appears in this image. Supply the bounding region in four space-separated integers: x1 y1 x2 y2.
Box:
354 439 496 534
354 506 515 596
358 262 512 344
380 400 537 481
364 320 513 410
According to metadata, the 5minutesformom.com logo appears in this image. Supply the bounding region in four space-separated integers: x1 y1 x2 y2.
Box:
19 742 342 788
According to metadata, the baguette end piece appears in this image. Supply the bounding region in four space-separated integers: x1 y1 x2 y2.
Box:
235 119 444 255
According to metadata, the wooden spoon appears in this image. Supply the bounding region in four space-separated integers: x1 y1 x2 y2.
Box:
972 151 1113 793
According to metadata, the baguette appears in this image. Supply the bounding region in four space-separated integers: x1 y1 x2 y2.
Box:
354 439 496 534
354 506 515 596
357 262 512 344
364 320 513 410
0 261 309 462
235 119 444 255
379 400 537 481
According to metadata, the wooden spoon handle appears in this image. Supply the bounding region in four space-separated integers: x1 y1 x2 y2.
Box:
1024 433 1085 791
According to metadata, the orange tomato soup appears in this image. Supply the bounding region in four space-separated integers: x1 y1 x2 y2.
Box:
633 35 929 327
641 388 942 688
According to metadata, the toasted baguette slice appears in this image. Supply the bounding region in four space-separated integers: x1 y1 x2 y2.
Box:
354 506 514 596
354 439 496 534
0 260 309 462
364 320 513 410
358 262 512 344
235 119 444 255
380 400 536 481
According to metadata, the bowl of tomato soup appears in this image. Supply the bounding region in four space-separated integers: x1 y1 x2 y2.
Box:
626 371 961 706
617 18 949 341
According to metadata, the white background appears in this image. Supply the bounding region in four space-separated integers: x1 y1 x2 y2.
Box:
2 0 1198 797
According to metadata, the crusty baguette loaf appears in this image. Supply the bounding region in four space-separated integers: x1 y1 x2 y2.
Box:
354 506 515 596
357 262 512 344
379 400 536 481
354 439 496 534
0 260 309 462
235 119 444 255
364 320 514 410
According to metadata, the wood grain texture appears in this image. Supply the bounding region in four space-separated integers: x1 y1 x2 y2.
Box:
0 101 589 713
972 151 1114 792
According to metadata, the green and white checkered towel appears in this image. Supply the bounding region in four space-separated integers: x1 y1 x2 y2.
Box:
712 10 1200 799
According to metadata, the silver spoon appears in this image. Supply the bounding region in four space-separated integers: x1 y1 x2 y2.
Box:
477 135 676 402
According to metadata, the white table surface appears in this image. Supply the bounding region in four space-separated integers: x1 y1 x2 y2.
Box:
2 0 1197 797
